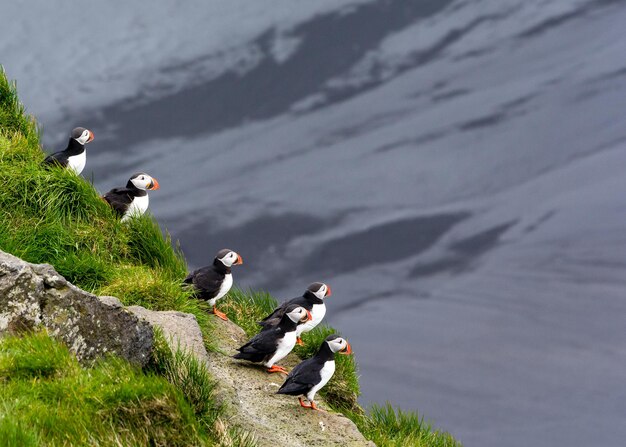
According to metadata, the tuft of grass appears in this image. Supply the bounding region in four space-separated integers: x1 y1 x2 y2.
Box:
0 67 39 147
150 331 222 427
349 403 461 447
0 332 74 380
125 216 188 276
149 331 257 447
0 333 211 447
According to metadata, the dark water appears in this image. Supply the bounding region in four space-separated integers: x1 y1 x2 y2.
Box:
5 1 626 445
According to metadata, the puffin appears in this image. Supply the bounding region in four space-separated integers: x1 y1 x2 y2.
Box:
233 304 312 374
43 127 94 174
258 282 331 345
102 173 160 222
277 334 352 410
184 249 243 320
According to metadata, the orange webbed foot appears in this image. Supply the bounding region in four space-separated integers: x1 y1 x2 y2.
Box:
212 306 228 321
267 365 288 374
298 397 322 411
296 337 304 346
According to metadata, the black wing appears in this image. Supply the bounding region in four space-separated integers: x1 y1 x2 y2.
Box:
102 187 134 217
43 151 69 167
258 296 309 328
233 327 280 362
277 357 321 395
257 303 289 328
184 265 223 299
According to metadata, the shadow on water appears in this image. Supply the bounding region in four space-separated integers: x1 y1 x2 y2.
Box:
301 212 470 275
85 0 455 147
410 220 517 277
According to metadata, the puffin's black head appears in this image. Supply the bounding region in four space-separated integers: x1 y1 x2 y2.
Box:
325 334 352 355
215 249 243 267
307 282 331 299
284 304 312 324
71 127 94 145
128 172 160 191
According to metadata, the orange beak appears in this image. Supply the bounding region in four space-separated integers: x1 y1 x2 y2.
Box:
149 178 160 190
235 254 243 265
305 310 313 321
339 342 352 355
87 130 95 143
325 285 332 297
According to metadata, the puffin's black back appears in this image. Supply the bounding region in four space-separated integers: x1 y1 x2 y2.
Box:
183 259 229 300
258 290 321 329
234 305 302 362
277 340 335 396
43 151 69 167
43 138 84 167
102 187 136 216
233 326 283 362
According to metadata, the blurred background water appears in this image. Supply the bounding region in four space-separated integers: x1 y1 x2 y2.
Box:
2 1 626 445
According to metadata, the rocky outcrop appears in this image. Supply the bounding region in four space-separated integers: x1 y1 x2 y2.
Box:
134 305 373 447
0 249 372 446
0 250 153 366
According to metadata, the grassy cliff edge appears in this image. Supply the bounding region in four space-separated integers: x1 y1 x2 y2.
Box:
0 68 460 446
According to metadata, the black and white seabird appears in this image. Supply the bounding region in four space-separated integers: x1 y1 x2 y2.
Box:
43 127 94 174
234 304 312 374
184 249 243 321
102 173 160 221
277 334 352 410
258 282 331 345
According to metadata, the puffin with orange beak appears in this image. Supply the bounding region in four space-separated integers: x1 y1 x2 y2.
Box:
43 127 95 174
102 172 160 222
277 334 352 410
258 282 331 346
184 249 243 320
234 304 312 374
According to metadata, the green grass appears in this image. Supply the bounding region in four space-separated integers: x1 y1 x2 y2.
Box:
0 332 209 446
0 67 460 446
0 332 257 447
351 404 461 447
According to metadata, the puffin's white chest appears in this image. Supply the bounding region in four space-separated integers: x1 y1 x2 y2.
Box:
215 273 233 300
67 151 86 175
297 303 326 336
266 330 296 367
122 195 149 221
308 360 335 399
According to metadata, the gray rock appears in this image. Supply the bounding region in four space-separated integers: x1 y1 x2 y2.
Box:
0 250 153 366
127 306 209 361
99 295 123 309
